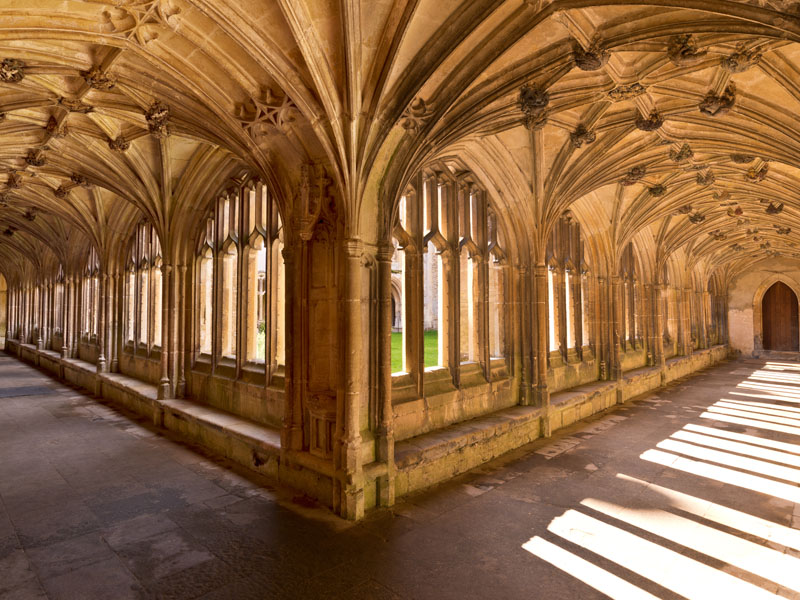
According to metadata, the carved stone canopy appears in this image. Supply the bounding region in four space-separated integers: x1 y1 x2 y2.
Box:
518 84 549 130
699 85 735 117
0 58 25 83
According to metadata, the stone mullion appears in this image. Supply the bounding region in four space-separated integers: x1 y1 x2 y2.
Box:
533 264 550 422
682 287 693 355
474 189 489 378
653 284 665 370
702 290 711 348
555 267 566 359
406 182 424 397
570 270 582 356
439 178 457 381
376 241 395 507
72 278 80 357
37 283 44 348
109 271 119 372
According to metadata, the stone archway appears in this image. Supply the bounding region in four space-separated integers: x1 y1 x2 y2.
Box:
753 275 800 354
762 282 799 351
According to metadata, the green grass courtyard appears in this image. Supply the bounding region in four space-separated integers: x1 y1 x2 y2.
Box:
391 329 438 372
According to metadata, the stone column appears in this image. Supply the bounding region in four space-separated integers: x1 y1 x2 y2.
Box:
533 263 550 432
61 278 70 358
110 271 120 372
281 243 303 451
376 241 395 507
611 276 623 385
516 264 533 406
683 287 693 355
157 263 172 399
36 283 44 349
701 290 711 348
339 238 365 520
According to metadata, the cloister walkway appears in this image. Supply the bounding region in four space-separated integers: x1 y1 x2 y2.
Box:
1 351 799 599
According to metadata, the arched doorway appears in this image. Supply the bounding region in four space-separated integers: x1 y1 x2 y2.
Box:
762 281 799 351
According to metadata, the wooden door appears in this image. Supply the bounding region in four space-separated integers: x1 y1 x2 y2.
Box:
762 281 799 351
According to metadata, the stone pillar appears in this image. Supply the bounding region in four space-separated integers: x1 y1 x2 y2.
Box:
36 283 44 349
533 263 550 432
110 272 120 372
376 241 395 507
701 290 711 348
516 264 534 406
570 270 582 358
157 263 172 399
611 276 623 393
339 238 365 520
281 243 303 451
61 278 70 358
683 287 693 355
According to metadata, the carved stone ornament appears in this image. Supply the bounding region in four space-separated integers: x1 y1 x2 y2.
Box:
727 206 744 217
519 83 550 130
776 225 792 235
3 227 15 236
81 67 116 91
45 116 68 138
70 173 90 187
635 110 663 131
721 46 761 73
699 84 735 117
730 153 755 164
58 97 94 113
108 135 130 152
7 172 22 189
0 113 5 123
238 88 299 139
145 100 170 137
688 211 706 223
730 243 744 251
696 170 715 186
667 35 708 66
569 124 596 148
766 201 784 214
670 143 693 162
0 58 25 83
398 97 431 133
573 41 609 71
619 165 646 186
25 150 45 167
678 204 693 214
23 208 37 222
709 229 726 240
745 163 769 182
54 185 68 199
648 184 666 196
607 82 646 102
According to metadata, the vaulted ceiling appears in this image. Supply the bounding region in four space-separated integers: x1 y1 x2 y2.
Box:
1 0 799 285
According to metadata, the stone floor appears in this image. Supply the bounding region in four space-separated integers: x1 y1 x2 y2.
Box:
2 352 800 599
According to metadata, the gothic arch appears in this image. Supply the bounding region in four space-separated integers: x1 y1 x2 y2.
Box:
752 275 800 355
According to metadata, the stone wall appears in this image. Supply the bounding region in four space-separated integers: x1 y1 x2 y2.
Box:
728 257 800 356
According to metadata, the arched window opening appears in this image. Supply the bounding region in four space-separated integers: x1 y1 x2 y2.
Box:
124 221 162 351
546 212 587 360
488 208 506 359
54 267 64 335
619 243 639 350
390 232 406 373
82 247 99 339
194 180 284 372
